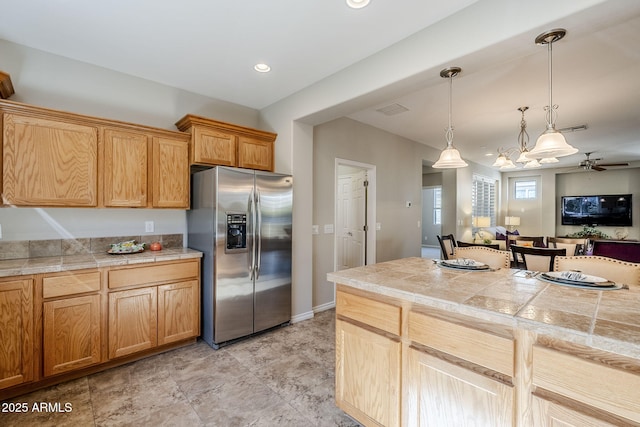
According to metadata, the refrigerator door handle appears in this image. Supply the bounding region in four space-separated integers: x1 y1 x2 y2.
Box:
255 187 262 279
248 188 256 280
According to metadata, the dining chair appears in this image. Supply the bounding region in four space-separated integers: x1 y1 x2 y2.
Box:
554 256 640 286
452 246 510 270
510 245 566 272
547 237 588 256
456 241 500 250
437 234 457 260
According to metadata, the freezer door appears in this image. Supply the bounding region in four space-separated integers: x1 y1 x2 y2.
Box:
254 172 293 332
214 167 256 343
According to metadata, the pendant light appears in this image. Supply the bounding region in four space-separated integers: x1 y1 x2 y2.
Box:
433 67 468 169
527 29 578 159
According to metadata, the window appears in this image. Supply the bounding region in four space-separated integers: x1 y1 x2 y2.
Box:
472 175 496 226
433 187 442 225
515 180 537 199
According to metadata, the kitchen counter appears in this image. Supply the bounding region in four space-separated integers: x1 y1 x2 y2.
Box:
330 257 640 426
0 248 203 277
328 257 640 359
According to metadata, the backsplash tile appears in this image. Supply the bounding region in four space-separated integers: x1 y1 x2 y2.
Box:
0 241 29 260
0 234 184 260
29 239 62 258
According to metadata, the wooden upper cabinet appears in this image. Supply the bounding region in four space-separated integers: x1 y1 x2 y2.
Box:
152 136 190 208
0 100 190 208
103 128 149 207
2 113 98 206
238 136 273 171
191 127 236 166
176 114 276 171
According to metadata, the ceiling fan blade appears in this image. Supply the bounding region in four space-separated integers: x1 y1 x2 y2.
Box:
592 166 607 171
598 162 629 167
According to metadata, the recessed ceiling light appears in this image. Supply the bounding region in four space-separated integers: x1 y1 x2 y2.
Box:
254 63 271 73
346 0 370 9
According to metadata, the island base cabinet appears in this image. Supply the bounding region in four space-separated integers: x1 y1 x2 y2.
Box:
43 294 101 376
108 287 157 359
335 318 401 427
0 279 33 390
532 395 622 427
405 346 514 427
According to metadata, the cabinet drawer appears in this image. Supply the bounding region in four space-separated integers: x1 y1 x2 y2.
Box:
533 345 640 422
108 261 199 289
43 271 101 298
336 290 401 336
408 311 513 377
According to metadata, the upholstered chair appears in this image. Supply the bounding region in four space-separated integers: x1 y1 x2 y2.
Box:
554 256 640 286
453 246 511 270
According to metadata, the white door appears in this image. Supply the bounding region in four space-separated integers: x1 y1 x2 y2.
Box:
337 170 366 269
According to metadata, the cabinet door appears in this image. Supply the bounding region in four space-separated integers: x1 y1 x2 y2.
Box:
335 318 401 427
237 136 273 171
0 279 33 390
157 280 199 345
103 128 149 207
192 127 236 166
532 395 622 427
108 287 157 359
2 113 98 206
151 136 189 208
43 294 101 376
405 346 513 427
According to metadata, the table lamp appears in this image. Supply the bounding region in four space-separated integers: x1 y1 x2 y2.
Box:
505 216 521 232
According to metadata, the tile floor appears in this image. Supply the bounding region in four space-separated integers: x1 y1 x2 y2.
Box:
1 309 360 427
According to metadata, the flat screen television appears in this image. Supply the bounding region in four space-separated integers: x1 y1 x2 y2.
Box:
561 194 632 226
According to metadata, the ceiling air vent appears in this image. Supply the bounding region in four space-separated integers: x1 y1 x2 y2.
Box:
376 103 409 116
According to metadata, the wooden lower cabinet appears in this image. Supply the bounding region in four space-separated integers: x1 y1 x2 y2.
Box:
335 318 401 427
405 347 513 426
109 287 158 359
43 294 101 376
157 280 199 345
0 278 33 390
532 344 640 425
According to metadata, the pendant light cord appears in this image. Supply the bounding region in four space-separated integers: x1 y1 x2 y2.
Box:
445 73 454 147
546 36 556 128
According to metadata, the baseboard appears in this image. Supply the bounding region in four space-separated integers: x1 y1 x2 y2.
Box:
313 301 335 313
290 310 314 324
290 301 336 324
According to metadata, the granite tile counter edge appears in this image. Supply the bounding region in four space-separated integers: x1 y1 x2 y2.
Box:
0 248 203 277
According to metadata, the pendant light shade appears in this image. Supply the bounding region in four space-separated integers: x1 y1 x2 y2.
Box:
433 67 468 169
526 29 578 160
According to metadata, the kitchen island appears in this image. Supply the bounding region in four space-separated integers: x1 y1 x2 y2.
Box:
328 257 640 427
0 248 202 400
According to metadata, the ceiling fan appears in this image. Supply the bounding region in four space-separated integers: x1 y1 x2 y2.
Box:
579 152 629 171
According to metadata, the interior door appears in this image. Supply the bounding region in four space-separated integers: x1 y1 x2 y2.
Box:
337 170 366 269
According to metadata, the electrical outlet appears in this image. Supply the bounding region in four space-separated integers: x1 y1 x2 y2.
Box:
0 223 2 239
145 221 154 233
312 225 319 235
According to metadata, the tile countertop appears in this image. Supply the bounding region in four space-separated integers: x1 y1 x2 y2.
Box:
0 248 203 277
327 257 640 360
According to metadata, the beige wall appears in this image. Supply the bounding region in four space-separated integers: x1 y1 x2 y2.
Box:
312 117 441 308
501 166 640 240
0 39 259 242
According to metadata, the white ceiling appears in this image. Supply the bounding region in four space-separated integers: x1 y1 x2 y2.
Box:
1 0 639 170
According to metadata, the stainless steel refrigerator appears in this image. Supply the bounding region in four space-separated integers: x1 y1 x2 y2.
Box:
187 166 292 348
